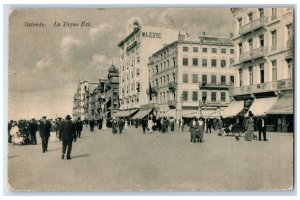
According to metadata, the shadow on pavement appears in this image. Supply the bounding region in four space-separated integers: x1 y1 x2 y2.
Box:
72 153 90 159
47 148 61 152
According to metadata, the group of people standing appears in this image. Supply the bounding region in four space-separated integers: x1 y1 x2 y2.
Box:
8 115 84 160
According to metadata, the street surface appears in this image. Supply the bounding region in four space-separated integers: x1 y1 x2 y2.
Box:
7 126 293 192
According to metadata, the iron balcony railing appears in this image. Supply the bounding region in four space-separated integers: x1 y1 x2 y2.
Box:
239 16 268 35
229 78 293 96
239 46 268 63
199 81 233 90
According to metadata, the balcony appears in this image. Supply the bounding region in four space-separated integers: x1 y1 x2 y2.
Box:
168 82 176 92
239 17 268 35
239 47 267 63
199 81 233 90
168 100 176 108
229 78 293 96
146 86 158 96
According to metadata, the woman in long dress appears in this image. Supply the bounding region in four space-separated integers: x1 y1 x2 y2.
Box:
245 111 255 141
189 117 198 143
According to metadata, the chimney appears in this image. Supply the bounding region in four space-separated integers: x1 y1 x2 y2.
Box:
178 33 185 41
203 32 206 36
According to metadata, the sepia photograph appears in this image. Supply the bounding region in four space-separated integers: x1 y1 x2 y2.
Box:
6 6 294 192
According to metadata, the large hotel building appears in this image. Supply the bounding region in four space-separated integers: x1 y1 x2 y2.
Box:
230 8 294 132
148 35 235 119
117 19 187 115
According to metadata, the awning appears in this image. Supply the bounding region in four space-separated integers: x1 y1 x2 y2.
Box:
132 109 153 120
114 109 138 118
104 98 111 105
182 110 220 118
266 95 293 115
248 97 278 116
221 101 244 118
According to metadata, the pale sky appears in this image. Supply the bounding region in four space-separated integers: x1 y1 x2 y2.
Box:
8 8 233 120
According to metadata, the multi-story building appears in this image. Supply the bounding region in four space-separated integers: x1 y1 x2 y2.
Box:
72 64 120 121
117 18 187 113
104 64 120 118
148 35 235 120
72 80 98 120
230 8 294 132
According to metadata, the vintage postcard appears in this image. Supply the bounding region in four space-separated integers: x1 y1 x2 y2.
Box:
7 7 294 192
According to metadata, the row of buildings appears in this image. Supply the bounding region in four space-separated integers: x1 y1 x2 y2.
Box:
73 8 294 132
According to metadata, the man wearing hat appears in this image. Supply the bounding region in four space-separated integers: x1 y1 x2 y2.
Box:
28 118 38 145
75 117 83 138
39 116 52 153
60 115 77 160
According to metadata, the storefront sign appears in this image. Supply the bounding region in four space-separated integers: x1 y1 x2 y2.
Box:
142 32 161 38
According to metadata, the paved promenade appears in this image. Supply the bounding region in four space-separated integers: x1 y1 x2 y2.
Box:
7 126 293 192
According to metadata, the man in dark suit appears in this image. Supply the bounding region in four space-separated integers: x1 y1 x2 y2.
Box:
117 118 125 134
75 117 83 138
257 115 268 141
39 116 51 153
89 118 95 132
28 118 38 145
60 115 76 160
141 118 148 134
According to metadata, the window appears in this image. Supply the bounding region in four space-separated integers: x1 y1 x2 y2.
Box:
211 59 217 67
183 74 189 83
259 34 264 47
192 74 198 83
173 59 176 67
271 30 277 50
248 12 253 22
230 49 234 54
202 47 207 53
287 59 293 79
238 18 242 28
249 66 253 85
183 58 188 66
136 82 140 92
211 48 217 53
221 48 226 54
192 91 198 101
211 75 217 84
239 69 243 86
202 74 207 84
167 60 170 68
239 43 243 54
221 59 226 68
137 57 140 63
260 63 265 83
182 91 188 101
287 24 293 39
248 39 253 51
230 58 234 64
183 46 188 52
193 47 198 52
272 8 277 20
211 92 217 102
259 8 264 18
202 91 207 102
202 59 207 67
221 92 226 102
221 75 226 85
193 58 198 66
272 60 277 81
230 76 234 84
155 65 158 74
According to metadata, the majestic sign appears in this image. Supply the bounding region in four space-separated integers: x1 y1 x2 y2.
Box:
142 31 161 38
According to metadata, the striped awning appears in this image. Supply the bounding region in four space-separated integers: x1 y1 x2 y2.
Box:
132 109 153 120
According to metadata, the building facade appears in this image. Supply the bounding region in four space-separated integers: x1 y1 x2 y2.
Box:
72 80 99 120
72 64 120 121
230 8 294 132
148 36 235 120
117 18 187 111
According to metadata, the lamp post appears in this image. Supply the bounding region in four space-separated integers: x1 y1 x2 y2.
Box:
180 94 184 132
